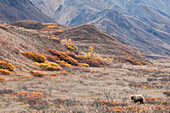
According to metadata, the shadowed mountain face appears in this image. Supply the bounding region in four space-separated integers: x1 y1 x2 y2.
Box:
0 0 55 23
30 0 170 56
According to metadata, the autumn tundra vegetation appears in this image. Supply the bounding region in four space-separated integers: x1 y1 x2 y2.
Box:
0 21 169 112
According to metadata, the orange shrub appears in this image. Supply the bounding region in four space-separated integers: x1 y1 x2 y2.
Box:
67 52 78 59
66 45 77 50
0 69 11 75
28 92 44 99
50 73 58 76
45 54 60 62
15 65 22 70
144 70 155 73
52 37 61 43
30 70 47 77
61 70 67 75
10 91 44 100
78 57 105 67
78 63 89 67
45 54 72 67
0 61 14 71
136 61 143 65
53 30 63 35
48 49 78 66
22 51 46 63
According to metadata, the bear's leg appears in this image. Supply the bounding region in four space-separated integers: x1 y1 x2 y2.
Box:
139 99 144 104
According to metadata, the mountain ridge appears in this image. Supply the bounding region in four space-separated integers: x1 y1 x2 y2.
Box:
0 0 55 23
30 0 170 56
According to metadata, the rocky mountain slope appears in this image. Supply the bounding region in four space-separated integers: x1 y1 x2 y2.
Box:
0 0 55 23
30 0 170 56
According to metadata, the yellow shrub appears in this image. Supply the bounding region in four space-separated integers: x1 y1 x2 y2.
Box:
136 62 143 65
33 62 60 67
30 70 47 77
0 69 11 75
66 45 77 50
61 39 73 46
22 51 46 63
78 63 89 67
33 62 61 71
0 61 14 71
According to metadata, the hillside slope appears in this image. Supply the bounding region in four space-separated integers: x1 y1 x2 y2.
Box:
0 21 151 71
0 0 55 23
0 22 169 112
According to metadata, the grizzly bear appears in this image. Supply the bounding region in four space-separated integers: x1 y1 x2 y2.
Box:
131 95 145 104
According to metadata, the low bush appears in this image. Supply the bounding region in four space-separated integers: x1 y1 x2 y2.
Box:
53 30 63 35
48 49 105 67
55 60 72 67
15 65 22 70
78 63 89 67
45 54 72 67
78 57 104 67
0 61 14 71
30 70 47 77
66 45 77 50
52 37 61 43
21 51 46 63
48 49 79 66
33 62 61 71
67 52 78 59
45 54 60 62
0 69 11 75
50 73 58 76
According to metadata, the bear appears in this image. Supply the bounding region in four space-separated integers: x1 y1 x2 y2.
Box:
131 95 145 104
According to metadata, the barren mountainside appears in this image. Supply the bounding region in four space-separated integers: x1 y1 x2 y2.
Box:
30 0 170 56
0 0 55 23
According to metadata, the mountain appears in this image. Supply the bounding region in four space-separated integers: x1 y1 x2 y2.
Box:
0 0 55 23
30 0 170 56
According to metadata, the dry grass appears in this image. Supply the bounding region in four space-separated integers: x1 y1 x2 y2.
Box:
0 76 6 81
